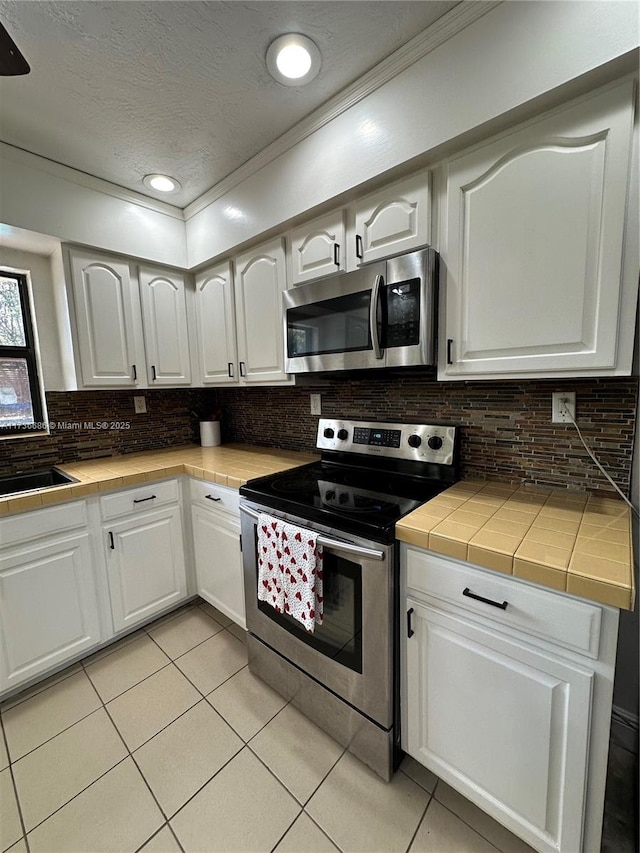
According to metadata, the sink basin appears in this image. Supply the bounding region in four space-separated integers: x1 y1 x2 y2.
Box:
0 467 78 497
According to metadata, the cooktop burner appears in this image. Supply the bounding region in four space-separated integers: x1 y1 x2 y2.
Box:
240 419 460 544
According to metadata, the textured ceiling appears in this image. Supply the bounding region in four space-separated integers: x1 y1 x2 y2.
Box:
0 1 459 207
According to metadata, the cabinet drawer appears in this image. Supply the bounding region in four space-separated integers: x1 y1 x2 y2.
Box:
189 479 239 517
100 479 179 520
405 547 602 658
0 501 87 549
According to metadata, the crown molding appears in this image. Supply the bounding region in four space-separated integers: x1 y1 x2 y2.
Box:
184 0 501 220
0 142 186 221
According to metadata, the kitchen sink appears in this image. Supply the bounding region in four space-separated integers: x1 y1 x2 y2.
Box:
0 467 78 497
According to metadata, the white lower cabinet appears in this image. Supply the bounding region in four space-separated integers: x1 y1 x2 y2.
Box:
190 482 245 627
402 545 618 853
0 505 102 694
103 506 187 633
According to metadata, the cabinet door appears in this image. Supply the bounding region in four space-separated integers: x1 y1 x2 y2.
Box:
193 261 238 384
69 249 143 386
234 237 290 384
354 173 430 265
404 598 592 853
192 505 245 628
104 507 187 633
442 81 635 379
289 210 346 285
139 266 191 385
0 534 102 693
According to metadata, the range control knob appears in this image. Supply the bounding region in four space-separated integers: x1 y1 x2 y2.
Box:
428 435 444 451
323 427 335 439
407 434 422 448
337 429 349 440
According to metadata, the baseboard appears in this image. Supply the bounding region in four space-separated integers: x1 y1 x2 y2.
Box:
611 705 639 754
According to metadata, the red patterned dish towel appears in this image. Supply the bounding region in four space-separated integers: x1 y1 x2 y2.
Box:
257 514 323 632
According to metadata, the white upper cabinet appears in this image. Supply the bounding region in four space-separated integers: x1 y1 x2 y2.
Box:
289 210 346 285
354 172 431 265
234 237 291 384
440 80 637 380
69 249 144 387
139 266 191 385
193 261 237 384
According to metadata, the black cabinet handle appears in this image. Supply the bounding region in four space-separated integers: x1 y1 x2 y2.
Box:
133 495 157 503
132 364 137 381
239 361 246 377
407 607 414 638
228 362 234 378
462 587 508 610
446 339 454 365
108 531 114 550
355 234 363 260
205 494 222 502
333 242 340 266
151 365 157 381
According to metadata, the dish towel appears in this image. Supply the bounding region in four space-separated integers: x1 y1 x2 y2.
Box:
257 514 323 632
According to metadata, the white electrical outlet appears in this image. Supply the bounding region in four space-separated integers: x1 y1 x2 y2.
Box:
134 395 147 414
310 393 322 415
552 392 575 424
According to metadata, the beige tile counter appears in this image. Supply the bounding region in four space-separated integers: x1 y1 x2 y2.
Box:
0 444 317 517
397 480 635 611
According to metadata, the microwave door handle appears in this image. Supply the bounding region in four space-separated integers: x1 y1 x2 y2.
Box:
370 274 384 360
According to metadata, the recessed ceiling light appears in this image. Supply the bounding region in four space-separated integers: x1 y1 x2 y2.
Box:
266 34 321 87
142 174 181 193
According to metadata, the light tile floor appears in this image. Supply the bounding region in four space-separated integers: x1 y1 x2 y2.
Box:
0 599 630 853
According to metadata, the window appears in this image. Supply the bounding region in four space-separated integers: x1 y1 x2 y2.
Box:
0 270 45 435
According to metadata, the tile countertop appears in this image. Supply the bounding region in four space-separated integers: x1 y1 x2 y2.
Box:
0 444 318 516
397 480 635 611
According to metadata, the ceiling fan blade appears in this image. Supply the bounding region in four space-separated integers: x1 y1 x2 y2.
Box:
0 21 30 76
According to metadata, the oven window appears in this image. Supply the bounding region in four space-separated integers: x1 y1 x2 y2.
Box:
257 549 363 673
287 291 372 357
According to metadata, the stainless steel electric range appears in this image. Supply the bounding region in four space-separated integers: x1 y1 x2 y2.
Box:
239 418 460 780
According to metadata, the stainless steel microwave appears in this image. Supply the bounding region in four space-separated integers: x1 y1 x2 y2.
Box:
283 247 437 373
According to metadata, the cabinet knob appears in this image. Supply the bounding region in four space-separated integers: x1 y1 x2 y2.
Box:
333 242 340 266
355 234 363 260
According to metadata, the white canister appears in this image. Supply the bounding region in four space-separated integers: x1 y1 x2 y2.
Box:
199 420 221 447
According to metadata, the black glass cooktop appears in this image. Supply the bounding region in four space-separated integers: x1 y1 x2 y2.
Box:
240 460 450 543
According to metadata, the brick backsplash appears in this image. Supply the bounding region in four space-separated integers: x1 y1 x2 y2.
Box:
1 377 636 497
0 389 216 475
217 374 638 496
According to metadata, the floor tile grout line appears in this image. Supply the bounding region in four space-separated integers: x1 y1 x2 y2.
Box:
157 741 247 826
301 807 347 853
20 753 131 839
431 795 507 853
2 699 104 766
203 667 288 745
1 713 31 853
0 664 83 715
83 657 173 705
268 804 306 852
83 667 174 831
163 620 229 661
404 791 434 853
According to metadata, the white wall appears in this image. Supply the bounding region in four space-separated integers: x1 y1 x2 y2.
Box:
0 146 187 268
0 245 74 391
186 0 640 267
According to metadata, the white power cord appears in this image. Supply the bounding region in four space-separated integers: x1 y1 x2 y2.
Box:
559 399 638 519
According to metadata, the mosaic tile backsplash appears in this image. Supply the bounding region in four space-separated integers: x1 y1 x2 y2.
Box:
218 374 637 496
0 376 636 497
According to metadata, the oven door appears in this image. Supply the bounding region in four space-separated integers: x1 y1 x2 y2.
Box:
240 501 395 727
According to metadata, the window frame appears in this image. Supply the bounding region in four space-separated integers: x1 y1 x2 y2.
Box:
0 269 46 436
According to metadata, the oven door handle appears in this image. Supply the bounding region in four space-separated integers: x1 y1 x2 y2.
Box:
240 504 385 561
